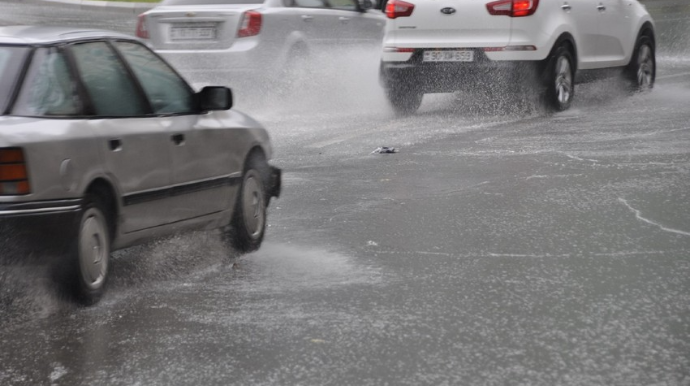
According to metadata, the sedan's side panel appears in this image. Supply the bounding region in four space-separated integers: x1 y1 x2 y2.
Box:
88 118 175 233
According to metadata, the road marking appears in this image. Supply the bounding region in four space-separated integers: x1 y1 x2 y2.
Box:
619 197 690 237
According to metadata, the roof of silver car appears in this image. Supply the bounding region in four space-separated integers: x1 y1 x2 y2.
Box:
0 25 135 44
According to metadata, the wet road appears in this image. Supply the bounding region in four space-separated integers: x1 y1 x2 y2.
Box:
1 1 690 385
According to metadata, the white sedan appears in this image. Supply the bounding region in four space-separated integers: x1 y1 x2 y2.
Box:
136 0 386 83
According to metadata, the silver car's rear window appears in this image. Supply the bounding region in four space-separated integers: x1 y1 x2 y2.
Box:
0 46 29 115
162 0 264 4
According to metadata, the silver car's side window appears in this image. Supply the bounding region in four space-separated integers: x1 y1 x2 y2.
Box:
114 41 196 115
70 42 148 117
12 48 83 117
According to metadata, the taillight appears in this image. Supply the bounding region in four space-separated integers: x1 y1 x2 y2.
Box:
0 148 31 196
238 10 262 38
136 13 149 39
486 0 539 17
386 0 415 19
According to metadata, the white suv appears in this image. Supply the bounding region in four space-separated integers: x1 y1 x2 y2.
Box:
379 0 656 114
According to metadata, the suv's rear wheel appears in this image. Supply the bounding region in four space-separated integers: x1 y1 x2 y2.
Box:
543 44 575 112
385 84 423 116
626 34 655 92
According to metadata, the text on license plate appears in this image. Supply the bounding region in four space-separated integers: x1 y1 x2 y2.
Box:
170 25 217 40
423 50 474 62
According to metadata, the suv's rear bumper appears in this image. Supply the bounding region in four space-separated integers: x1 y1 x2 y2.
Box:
0 199 82 260
380 49 540 93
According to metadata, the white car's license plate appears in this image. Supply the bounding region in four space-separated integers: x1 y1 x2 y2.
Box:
170 25 217 40
423 50 474 62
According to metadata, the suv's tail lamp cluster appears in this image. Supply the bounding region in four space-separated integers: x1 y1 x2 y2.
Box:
238 10 262 38
135 14 149 39
0 148 31 196
386 0 415 19
487 0 540 17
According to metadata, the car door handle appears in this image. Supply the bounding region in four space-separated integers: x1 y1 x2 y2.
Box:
597 4 606 11
561 3 571 11
171 134 185 145
108 139 122 151
301 15 314 21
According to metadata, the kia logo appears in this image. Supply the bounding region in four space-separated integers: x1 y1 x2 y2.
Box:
440 7 456 14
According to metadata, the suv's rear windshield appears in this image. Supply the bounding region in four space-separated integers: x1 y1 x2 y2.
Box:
162 0 264 5
0 46 29 114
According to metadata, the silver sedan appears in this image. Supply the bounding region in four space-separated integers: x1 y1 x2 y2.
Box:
0 25 281 305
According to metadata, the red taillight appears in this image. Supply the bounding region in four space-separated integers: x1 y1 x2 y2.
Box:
238 10 262 38
486 0 539 17
386 0 415 19
136 13 149 39
0 148 30 196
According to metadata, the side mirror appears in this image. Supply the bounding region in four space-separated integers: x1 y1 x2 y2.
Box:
198 86 233 111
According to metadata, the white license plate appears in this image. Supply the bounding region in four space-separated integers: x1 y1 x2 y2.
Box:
423 50 474 62
170 25 217 40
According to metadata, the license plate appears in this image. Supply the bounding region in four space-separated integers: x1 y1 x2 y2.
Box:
423 50 474 62
170 25 217 40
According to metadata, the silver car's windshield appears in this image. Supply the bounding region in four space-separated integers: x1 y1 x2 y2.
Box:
162 0 264 4
0 45 29 114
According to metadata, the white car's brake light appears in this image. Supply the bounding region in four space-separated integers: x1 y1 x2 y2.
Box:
486 0 539 17
238 10 262 38
135 13 149 39
386 0 415 19
0 148 31 196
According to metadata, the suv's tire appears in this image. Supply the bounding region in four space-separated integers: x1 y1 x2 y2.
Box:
625 33 655 92
225 156 269 253
60 194 111 306
542 44 575 112
385 84 423 116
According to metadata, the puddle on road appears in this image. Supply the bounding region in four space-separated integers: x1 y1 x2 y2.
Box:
232 243 383 294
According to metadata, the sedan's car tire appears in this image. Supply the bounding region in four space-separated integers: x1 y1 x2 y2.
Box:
60 194 111 305
385 85 423 116
542 44 575 112
625 33 655 92
226 157 268 253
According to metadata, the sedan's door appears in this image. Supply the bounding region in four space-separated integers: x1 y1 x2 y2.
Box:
284 0 335 47
69 41 175 233
327 0 384 46
114 41 235 222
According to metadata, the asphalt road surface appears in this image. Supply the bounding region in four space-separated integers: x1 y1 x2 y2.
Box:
1 1 689 385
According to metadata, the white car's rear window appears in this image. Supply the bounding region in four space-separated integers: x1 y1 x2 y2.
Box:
163 0 264 4
0 46 29 114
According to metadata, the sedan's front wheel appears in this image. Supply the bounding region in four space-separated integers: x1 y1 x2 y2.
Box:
626 34 655 92
225 159 268 253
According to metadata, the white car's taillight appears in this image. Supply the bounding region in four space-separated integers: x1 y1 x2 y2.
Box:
486 0 539 17
0 148 31 196
135 13 149 39
238 10 262 38
386 0 415 19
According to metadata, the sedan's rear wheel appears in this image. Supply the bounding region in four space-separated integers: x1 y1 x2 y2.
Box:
543 44 575 112
60 194 111 305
